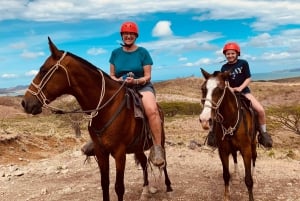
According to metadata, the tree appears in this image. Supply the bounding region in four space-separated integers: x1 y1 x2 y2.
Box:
268 106 300 135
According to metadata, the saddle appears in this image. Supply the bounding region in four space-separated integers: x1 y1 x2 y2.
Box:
82 87 153 157
125 87 153 153
235 92 257 119
235 92 251 109
235 92 258 139
125 87 145 119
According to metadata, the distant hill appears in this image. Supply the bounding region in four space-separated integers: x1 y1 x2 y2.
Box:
289 68 300 72
0 85 28 96
1 74 300 97
274 68 300 73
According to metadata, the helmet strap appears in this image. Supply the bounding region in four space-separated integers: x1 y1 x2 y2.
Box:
120 37 136 48
120 43 133 48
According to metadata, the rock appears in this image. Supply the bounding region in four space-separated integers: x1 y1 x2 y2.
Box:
149 186 158 194
188 140 201 150
14 170 24 177
41 188 48 195
0 171 5 177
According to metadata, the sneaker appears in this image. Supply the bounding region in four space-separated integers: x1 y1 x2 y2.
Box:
207 131 217 147
258 132 273 148
149 145 165 167
81 140 95 156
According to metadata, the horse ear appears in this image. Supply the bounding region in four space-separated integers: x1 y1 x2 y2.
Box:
200 68 210 80
223 70 231 80
48 37 61 59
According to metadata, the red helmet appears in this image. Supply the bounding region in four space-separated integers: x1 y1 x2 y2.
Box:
223 42 240 56
120 21 139 37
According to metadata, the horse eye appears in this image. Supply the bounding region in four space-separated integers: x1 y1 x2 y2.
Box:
39 66 48 78
213 87 223 95
201 84 206 92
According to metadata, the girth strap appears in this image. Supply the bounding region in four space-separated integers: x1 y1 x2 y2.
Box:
89 98 126 136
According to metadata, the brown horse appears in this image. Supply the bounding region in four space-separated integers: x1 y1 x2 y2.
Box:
199 68 257 201
21 37 172 201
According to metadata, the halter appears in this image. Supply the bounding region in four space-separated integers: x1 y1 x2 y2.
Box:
201 81 241 140
27 52 71 108
26 52 126 122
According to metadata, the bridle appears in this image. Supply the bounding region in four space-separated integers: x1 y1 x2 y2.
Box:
201 80 241 139
27 52 71 107
26 51 126 121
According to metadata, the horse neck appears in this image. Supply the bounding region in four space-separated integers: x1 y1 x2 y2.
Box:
219 88 239 119
68 65 124 111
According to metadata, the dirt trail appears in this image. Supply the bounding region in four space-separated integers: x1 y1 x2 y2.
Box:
0 143 300 201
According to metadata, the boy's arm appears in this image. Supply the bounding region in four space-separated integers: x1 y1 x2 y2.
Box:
233 77 251 92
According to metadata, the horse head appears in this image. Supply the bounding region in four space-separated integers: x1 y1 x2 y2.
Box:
199 68 230 130
21 37 73 115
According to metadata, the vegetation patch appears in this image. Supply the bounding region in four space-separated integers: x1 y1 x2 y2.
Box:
159 101 202 116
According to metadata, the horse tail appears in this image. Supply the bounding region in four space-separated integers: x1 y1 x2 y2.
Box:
134 154 141 166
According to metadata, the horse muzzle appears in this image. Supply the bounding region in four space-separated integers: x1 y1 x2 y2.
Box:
21 96 43 115
199 119 210 130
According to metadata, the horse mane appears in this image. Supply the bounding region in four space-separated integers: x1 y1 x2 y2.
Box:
212 70 221 76
66 51 112 80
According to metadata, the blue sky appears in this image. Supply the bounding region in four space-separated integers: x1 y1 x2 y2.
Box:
1 0 300 88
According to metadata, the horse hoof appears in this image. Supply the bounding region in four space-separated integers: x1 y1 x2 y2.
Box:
81 140 95 156
167 191 173 199
149 186 158 194
140 193 150 200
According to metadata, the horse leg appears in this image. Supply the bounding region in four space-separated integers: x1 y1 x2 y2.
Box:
232 151 238 172
231 151 240 184
161 130 172 193
251 143 257 176
251 141 258 182
113 151 126 201
162 160 173 192
95 150 110 201
134 152 150 200
219 150 230 201
241 149 254 201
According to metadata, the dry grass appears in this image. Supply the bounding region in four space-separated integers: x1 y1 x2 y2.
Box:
0 76 300 165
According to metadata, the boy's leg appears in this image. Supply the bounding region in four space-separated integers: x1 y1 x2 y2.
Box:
245 93 273 148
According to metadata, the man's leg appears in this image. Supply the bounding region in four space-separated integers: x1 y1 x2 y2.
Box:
141 91 165 167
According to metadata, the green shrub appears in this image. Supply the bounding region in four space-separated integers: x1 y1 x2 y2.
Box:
159 101 202 116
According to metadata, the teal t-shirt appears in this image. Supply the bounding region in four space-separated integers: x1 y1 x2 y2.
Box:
109 46 153 79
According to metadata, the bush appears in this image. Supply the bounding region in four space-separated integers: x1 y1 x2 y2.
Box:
159 101 202 116
267 105 300 135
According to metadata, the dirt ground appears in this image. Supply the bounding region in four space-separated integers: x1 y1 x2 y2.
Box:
0 79 300 201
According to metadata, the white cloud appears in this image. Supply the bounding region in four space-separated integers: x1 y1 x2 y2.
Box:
20 50 45 59
184 58 212 67
178 57 187 62
25 70 38 76
262 52 291 60
1 73 18 78
140 31 222 53
152 21 173 37
247 29 300 55
1 0 300 87
87 47 107 55
9 42 27 49
1 1 299 32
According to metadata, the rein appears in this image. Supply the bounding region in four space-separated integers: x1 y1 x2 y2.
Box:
26 51 126 120
202 81 241 140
